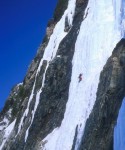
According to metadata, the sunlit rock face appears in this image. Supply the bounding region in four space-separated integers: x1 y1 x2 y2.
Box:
0 0 125 150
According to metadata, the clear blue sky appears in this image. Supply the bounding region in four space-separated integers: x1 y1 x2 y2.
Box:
0 0 57 108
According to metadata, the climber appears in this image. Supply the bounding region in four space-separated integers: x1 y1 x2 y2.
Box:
78 73 82 82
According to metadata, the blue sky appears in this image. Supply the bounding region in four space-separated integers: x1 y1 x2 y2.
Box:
0 0 57 108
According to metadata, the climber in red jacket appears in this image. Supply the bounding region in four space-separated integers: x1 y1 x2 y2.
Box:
78 73 82 82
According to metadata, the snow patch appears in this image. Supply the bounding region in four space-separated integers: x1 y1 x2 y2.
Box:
17 82 23 87
57 55 61 58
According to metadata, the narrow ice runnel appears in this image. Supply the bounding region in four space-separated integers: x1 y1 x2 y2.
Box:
43 0 124 149
25 62 49 142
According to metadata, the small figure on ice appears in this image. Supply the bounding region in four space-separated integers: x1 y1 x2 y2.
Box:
78 73 83 82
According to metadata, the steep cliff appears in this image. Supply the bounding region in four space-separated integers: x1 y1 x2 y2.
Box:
0 0 125 150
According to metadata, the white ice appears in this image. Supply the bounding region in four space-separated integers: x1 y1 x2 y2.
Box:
43 0 124 149
25 62 49 142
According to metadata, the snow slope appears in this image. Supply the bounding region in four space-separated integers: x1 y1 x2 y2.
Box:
42 0 125 149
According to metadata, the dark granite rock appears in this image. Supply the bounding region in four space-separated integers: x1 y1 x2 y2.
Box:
53 0 69 22
72 125 79 150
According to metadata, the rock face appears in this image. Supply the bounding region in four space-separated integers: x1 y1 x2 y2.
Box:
79 39 125 150
0 0 125 150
